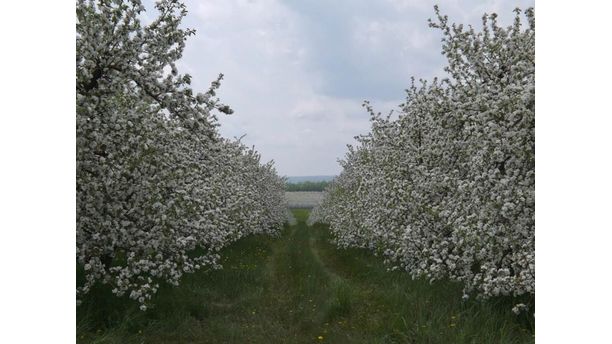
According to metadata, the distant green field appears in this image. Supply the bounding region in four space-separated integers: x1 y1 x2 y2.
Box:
285 175 335 183
77 209 534 343
285 180 330 192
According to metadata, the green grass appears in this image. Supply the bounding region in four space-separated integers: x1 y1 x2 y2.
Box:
77 209 534 343
285 181 330 192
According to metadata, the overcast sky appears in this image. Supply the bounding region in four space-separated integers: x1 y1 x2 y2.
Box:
145 0 534 176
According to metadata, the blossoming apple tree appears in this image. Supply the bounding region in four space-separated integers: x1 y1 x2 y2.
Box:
310 7 535 311
76 0 287 310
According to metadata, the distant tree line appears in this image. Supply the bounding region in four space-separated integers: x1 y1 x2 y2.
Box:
285 181 330 192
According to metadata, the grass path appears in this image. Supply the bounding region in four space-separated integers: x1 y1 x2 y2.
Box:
308 232 343 283
77 209 534 343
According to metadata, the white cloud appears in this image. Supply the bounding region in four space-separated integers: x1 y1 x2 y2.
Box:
146 0 535 175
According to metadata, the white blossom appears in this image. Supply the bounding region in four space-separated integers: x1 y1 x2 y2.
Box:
310 7 535 303
76 0 288 309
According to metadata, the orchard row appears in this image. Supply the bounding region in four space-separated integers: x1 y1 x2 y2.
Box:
76 0 288 309
310 7 535 313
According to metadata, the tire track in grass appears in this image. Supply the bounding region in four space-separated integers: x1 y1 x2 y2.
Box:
308 234 343 284
304 216 358 333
